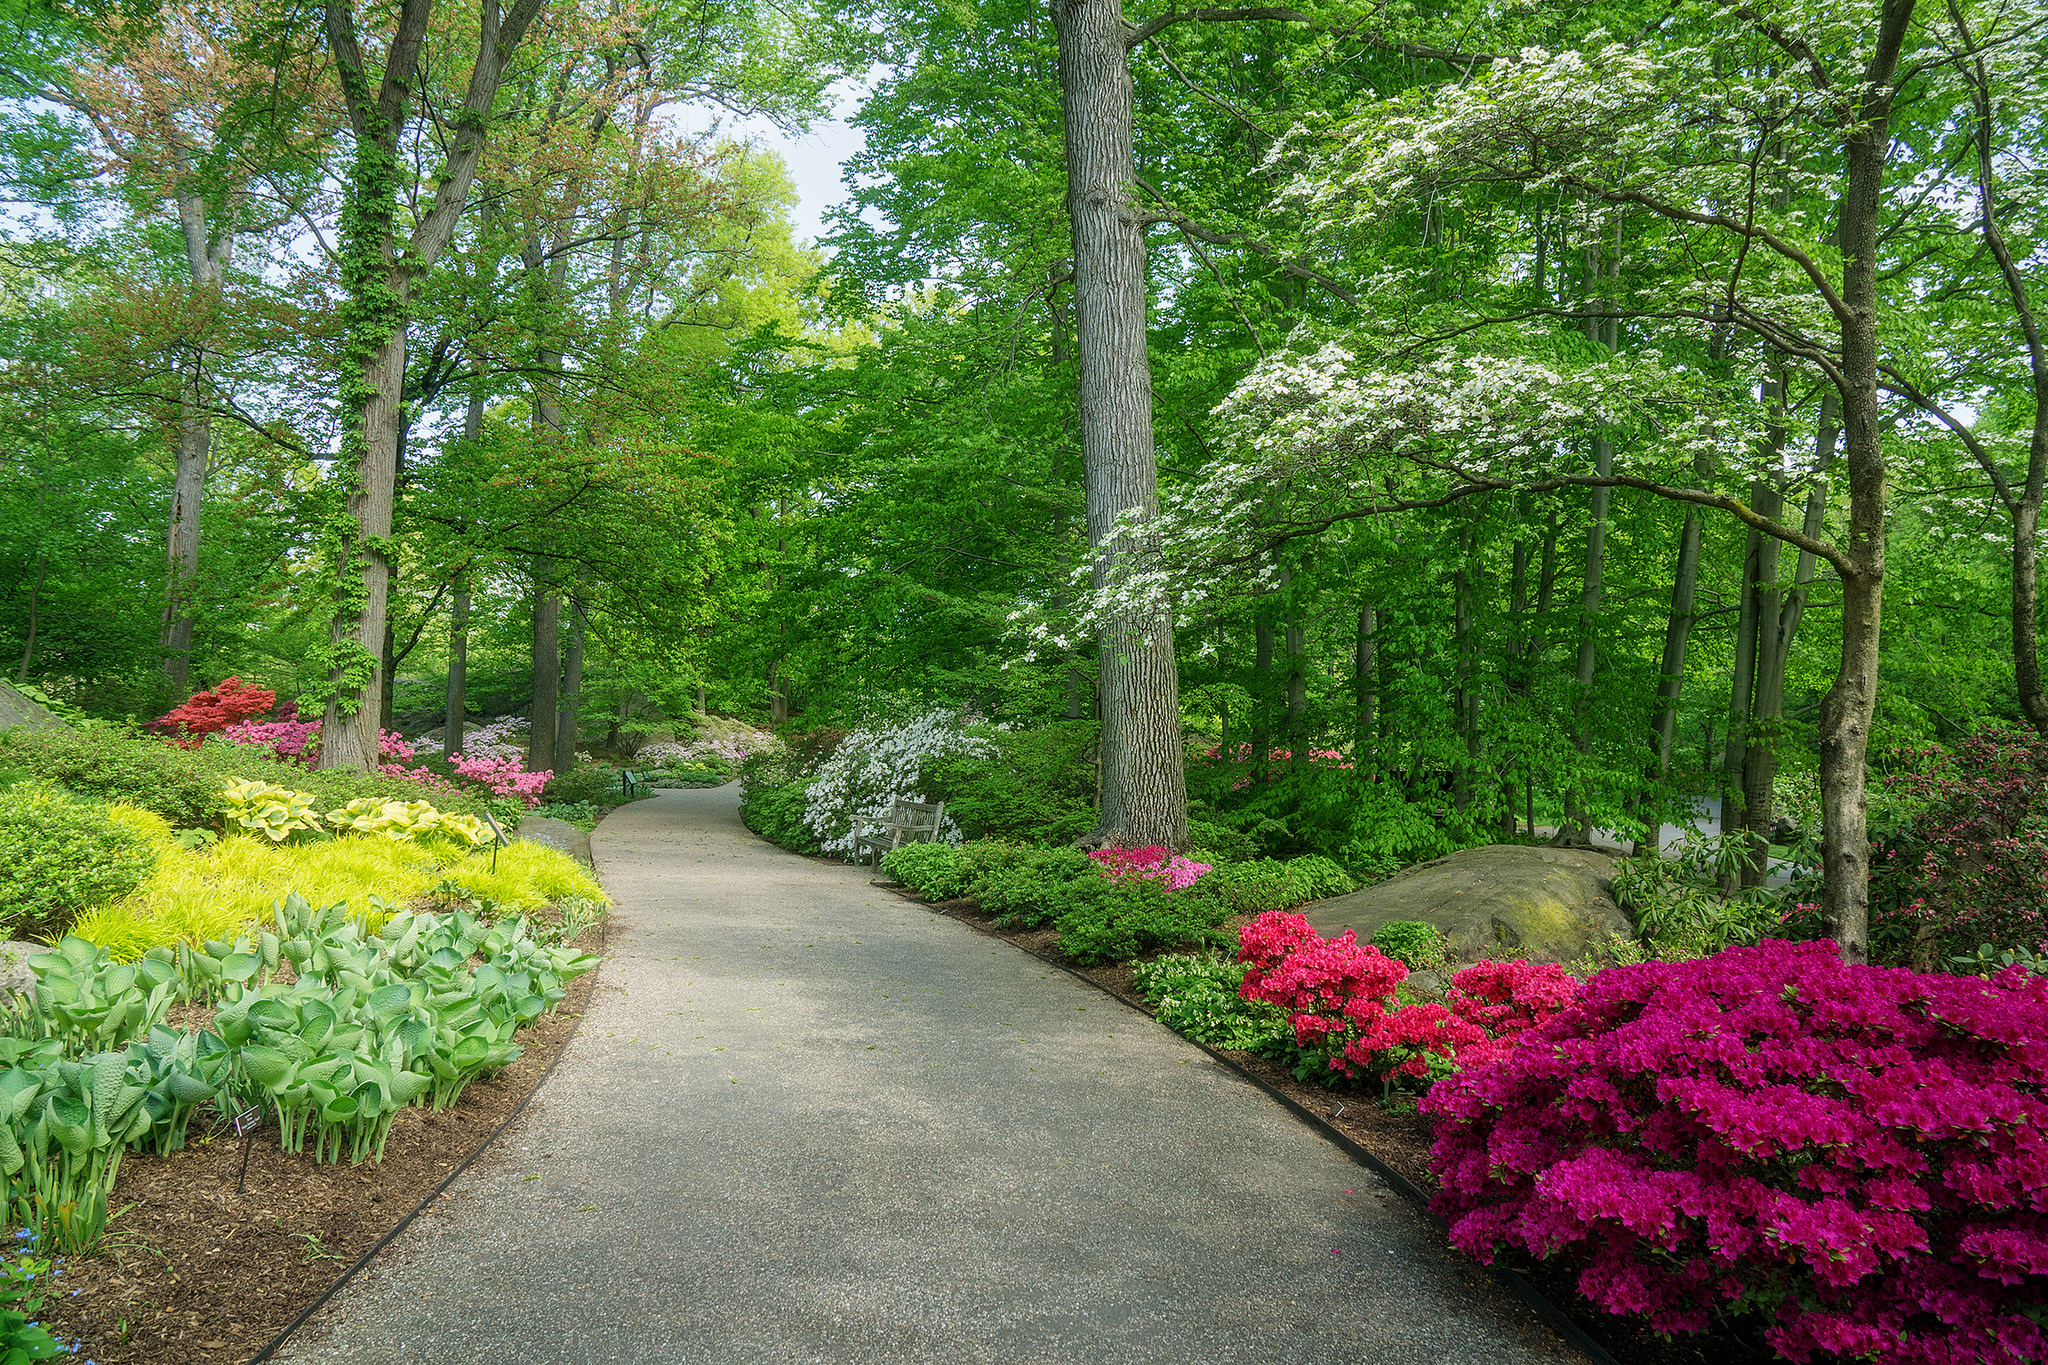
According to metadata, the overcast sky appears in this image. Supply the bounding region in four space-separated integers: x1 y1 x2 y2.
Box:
677 91 869 249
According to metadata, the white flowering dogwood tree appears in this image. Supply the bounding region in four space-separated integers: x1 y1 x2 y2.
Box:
1086 0 2048 962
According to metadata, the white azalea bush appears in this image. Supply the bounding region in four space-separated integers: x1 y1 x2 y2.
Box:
801 711 995 857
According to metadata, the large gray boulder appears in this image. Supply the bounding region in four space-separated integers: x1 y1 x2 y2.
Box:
1307 844 1634 965
0 682 67 733
514 815 593 868
0 941 44 1001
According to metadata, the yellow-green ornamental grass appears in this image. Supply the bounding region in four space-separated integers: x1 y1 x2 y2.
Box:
70 801 605 961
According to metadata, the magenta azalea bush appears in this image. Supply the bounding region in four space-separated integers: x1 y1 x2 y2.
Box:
1237 912 1576 1083
1424 939 2048 1364
1088 845 1211 891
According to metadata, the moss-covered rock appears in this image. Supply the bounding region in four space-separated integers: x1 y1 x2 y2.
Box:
1306 844 1632 964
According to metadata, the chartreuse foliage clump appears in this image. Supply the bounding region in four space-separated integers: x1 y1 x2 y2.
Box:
69 829 602 961
1425 939 2048 1364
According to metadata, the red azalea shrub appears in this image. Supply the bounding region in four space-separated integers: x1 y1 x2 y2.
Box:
1237 912 1577 1083
1423 938 2048 1365
1869 727 2048 964
147 677 276 747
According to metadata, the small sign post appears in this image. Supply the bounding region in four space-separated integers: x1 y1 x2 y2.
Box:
482 809 511 872
234 1104 264 1194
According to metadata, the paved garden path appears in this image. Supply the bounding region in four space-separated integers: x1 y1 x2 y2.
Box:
279 786 1583 1365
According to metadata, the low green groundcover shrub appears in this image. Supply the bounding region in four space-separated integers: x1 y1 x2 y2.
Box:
542 764 627 806
882 842 974 900
1203 856 1356 915
0 724 223 826
1186 819 1256 865
739 752 818 855
0 725 493 828
1053 878 1232 965
1372 920 1449 970
1131 953 1288 1050
0 784 156 936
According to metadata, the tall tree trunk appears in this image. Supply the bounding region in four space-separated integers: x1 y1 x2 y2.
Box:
1646 510 1703 846
1053 0 1188 851
1353 605 1377 774
1815 0 1913 964
163 381 209 695
1453 524 1478 814
528 587 559 775
444 572 469 756
557 594 584 765
163 190 227 695
1721 513 1765 886
17 552 45 686
378 614 397 739
318 0 548 771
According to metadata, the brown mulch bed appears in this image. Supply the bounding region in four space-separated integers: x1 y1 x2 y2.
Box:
35 930 603 1365
903 888 1759 1365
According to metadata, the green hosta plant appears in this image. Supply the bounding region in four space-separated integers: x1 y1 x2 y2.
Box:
125 1026 229 1154
14 939 177 1057
5 1052 152 1252
219 779 324 842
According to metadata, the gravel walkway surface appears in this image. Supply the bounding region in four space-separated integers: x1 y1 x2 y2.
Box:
277 785 1583 1365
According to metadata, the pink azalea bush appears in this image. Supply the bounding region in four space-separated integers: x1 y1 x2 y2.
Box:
220 703 321 766
1236 912 1575 1083
1424 938 2048 1364
447 753 550 806
1088 845 1212 891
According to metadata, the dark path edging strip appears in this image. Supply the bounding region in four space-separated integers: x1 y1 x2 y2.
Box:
882 884 1620 1365
244 911 610 1365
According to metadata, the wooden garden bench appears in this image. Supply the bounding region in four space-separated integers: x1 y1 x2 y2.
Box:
856 799 947 876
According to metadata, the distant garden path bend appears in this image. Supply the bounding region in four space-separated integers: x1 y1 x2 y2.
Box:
276 785 1583 1365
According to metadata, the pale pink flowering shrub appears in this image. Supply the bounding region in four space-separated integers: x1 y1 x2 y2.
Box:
1088 845 1212 891
220 713 321 766
448 753 550 806
1424 939 2048 1364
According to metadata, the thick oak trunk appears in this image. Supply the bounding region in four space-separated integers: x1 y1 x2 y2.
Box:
1054 0 1188 850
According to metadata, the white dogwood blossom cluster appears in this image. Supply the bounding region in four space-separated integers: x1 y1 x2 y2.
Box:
802 710 994 857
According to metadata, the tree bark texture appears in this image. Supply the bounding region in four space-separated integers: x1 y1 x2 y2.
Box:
557 595 584 765
528 587 559 774
444 574 469 756
1816 0 1915 963
162 191 229 695
1054 0 1189 851
1353 605 1377 773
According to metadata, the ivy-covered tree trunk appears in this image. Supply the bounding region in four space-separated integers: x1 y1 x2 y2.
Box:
1052 0 1188 850
316 0 549 771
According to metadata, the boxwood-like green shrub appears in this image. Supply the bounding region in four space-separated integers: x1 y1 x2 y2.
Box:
881 842 972 900
966 846 1097 927
0 724 224 826
0 784 157 934
1055 882 1232 965
1373 919 1449 970
1203 856 1357 915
